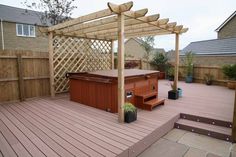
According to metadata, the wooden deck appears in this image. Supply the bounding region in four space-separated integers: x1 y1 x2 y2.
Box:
0 80 234 157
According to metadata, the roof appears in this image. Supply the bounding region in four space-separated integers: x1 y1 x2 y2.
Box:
88 69 159 78
0 4 51 26
182 37 236 55
215 11 236 32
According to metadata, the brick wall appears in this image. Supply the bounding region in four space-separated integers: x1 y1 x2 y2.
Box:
0 21 48 52
218 16 236 39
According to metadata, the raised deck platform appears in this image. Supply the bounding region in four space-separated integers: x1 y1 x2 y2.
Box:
0 80 234 157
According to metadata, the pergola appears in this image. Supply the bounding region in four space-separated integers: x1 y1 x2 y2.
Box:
47 1 188 122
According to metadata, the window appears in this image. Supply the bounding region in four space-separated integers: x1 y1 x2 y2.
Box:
16 24 35 37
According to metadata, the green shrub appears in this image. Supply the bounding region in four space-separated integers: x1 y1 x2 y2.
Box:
222 64 236 80
150 52 168 72
123 103 136 113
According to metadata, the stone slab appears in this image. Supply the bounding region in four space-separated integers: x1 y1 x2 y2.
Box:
138 138 188 157
163 129 187 142
184 147 207 157
178 132 231 157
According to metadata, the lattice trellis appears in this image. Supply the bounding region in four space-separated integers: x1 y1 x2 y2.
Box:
52 35 112 93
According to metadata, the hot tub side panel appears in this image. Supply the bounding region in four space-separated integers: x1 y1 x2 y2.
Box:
69 78 114 112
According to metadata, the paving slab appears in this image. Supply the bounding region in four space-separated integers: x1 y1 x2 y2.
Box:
231 151 236 157
178 132 231 157
206 152 223 157
163 128 187 142
138 138 189 157
231 144 236 152
184 147 207 157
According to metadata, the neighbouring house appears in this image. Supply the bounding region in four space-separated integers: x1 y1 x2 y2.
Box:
215 11 236 39
124 38 165 60
0 4 51 52
181 37 236 66
178 11 236 66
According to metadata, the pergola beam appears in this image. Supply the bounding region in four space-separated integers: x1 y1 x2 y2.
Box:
58 8 148 35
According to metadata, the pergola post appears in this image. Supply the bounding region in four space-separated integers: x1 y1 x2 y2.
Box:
48 32 55 97
173 33 179 90
111 40 114 69
117 13 125 123
232 88 236 142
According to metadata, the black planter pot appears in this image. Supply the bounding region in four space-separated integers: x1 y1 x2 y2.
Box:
168 76 174 81
124 109 137 123
168 90 179 100
205 81 212 85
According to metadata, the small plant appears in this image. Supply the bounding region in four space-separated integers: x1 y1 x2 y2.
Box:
123 102 137 123
204 73 214 85
167 67 174 81
183 51 194 83
222 64 236 80
123 103 136 113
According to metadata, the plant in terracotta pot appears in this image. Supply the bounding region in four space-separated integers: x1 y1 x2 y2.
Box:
183 52 194 83
150 52 168 79
123 103 137 123
204 73 214 85
222 64 236 89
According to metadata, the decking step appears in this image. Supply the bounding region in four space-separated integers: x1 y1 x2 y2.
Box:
180 113 232 128
143 98 165 111
175 119 232 142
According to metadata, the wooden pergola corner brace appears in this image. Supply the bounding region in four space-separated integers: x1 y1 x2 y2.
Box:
48 31 55 97
108 1 133 14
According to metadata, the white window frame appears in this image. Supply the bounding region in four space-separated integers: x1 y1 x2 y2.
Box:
16 24 36 37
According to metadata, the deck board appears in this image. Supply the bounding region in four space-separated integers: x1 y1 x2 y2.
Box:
0 81 234 157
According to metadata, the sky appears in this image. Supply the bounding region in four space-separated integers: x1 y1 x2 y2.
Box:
1 0 236 51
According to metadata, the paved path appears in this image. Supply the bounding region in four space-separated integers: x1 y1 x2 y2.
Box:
139 129 235 157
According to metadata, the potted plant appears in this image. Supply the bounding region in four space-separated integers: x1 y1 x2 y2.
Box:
150 52 168 79
123 103 137 123
168 83 179 100
204 73 214 85
222 64 236 89
167 67 175 81
183 52 194 83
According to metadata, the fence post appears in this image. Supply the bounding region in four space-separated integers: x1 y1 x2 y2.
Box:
232 88 236 142
140 59 143 69
17 54 25 101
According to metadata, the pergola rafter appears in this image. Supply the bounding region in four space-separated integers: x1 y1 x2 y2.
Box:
47 1 188 122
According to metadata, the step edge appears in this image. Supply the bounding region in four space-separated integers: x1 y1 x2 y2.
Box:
174 123 233 142
180 113 232 128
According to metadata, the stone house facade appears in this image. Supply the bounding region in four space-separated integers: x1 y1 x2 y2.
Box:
124 38 165 60
0 4 50 52
216 11 236 39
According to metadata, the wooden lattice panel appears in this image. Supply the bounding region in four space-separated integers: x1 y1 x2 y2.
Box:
53 35 112 93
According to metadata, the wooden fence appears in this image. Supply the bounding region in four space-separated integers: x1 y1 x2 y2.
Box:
0 50 50 102
178 65 227 86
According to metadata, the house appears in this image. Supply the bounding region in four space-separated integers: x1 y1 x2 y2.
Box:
181 38 236 65
180 11 236 66
124 38 165 60
215 11 236 39
0 4 51 52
